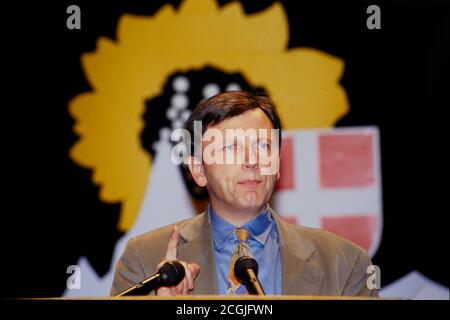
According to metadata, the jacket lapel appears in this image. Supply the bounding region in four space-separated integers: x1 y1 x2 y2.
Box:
177 212 219 295
271 209 325 295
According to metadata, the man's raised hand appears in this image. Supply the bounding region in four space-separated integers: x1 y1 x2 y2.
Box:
156 226 200 296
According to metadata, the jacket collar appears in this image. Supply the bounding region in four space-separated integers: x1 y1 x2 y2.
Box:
269 207 324 295
177 211 218 295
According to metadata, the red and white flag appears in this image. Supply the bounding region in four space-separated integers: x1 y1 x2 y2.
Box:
272 126 382 256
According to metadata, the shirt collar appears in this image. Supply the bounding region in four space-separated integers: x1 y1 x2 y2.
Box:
209 204 274 250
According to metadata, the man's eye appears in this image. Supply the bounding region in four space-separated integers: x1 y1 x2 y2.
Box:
224 144 235 151
258 142 271 149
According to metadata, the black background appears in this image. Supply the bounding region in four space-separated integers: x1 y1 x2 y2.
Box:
4 0 449 298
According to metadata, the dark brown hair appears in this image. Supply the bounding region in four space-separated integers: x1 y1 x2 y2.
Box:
185 90 282 154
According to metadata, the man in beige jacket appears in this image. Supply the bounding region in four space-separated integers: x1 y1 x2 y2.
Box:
111 91 378 297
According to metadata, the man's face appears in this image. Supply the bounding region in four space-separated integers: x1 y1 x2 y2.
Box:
191 109 280 215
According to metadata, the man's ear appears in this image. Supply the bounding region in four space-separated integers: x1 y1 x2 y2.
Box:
187 156 207 187
276 153 281 181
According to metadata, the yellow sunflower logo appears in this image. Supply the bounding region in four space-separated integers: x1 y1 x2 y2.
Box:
68 0 348 232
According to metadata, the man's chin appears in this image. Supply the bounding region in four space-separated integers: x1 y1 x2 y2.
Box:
236 199 267 212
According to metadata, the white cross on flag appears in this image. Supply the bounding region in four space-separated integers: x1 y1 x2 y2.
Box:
272 126 383 256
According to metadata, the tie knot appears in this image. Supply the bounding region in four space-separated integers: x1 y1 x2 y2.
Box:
234 228 250 242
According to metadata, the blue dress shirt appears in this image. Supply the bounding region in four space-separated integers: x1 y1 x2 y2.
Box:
209 205 282 295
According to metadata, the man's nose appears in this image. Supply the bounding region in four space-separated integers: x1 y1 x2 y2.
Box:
243 144 258 169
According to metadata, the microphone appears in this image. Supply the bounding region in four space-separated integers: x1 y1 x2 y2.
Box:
234 256 266 295
115 260 185 297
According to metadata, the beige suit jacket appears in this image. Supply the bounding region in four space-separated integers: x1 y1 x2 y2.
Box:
110 208 378 297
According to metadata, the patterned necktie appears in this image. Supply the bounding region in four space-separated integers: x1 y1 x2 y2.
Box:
227 228 252 295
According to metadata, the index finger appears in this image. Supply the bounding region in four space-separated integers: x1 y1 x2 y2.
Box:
165 226 179 260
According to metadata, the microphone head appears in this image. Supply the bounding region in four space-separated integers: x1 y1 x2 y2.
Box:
158 260 186 286
234 256 259 283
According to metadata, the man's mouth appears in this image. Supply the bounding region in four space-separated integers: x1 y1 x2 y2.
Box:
237 179 262 186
